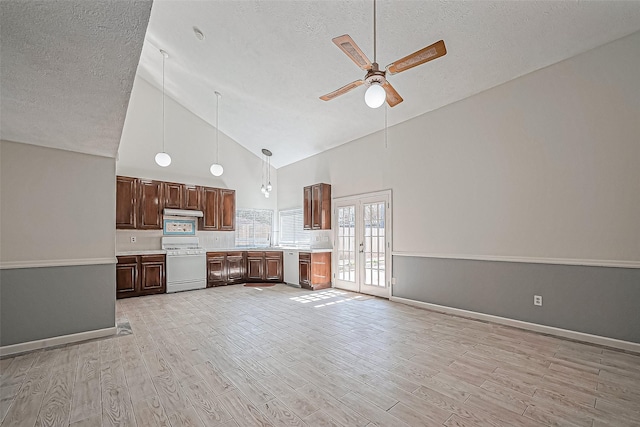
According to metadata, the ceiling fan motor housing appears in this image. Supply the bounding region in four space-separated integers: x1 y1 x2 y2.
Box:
365 62 386 87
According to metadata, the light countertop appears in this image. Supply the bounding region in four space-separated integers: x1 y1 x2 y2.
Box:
116 250 167 256
116 247 333 256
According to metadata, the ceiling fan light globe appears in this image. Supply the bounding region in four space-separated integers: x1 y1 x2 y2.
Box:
365 84 386 108
155 152 172 167
210 163 224 176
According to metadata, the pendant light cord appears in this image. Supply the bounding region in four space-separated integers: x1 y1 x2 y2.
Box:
215 93 220 163
162 52 166 153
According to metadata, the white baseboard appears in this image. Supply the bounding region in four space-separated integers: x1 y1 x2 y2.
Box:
0 326 117 357
390 296 640 353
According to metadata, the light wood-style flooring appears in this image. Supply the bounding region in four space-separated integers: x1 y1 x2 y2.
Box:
1 284 640 426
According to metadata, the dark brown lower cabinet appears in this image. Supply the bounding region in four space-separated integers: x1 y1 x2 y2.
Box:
207 252 227 287
264 252 283 281
246 252 265 281
226 252 245 284
116 256 138 297
299 253 311 288
206 251 282 286
116 254 166 298
299 252 331 290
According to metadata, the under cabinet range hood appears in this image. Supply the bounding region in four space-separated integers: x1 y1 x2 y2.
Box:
163 208 204 218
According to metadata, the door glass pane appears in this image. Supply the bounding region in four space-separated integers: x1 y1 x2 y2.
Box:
337 206 356 282
364 202 385 287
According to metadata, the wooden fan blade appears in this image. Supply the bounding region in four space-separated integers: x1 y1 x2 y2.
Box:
382 81 403 107
332 35 372 71
387 40 447 75
320 80 364 101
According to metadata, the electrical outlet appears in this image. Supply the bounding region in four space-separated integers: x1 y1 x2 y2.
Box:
534 295 542 306
130 236 136 243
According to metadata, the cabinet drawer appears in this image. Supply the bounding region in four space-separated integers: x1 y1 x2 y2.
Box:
140 254 165 263
265 251 282 259
299 252 311 261
226 251 244 258
207 252 226 259
117 256 138 265
246 251 264 258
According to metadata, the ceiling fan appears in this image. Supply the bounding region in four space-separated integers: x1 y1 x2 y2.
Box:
320 0 447 108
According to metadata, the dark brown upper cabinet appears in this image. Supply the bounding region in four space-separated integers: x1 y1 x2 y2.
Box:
303 185 312 231
163 182 183 209
200 187 220 230
219 189 236 231
116 176 137 229
138 179 163 230
183 185 201 210
304 183 331 230
116 176 235 231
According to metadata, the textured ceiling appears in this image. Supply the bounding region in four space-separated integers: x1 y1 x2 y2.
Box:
2 2 640 166
135 0 640 168
0 0 152 157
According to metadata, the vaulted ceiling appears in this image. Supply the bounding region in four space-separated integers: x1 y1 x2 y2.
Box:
2 1 640 168
136 0 640 168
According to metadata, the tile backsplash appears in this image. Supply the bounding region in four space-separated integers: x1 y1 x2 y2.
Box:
198 231 235 249
116 230 235 252
310 229 333 249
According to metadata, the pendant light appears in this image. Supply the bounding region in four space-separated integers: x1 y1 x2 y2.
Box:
155 49 172 167
261 149 272 198
209 91 224 176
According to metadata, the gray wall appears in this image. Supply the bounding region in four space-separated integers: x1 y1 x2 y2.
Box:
0 264 115 347
393 256 640 344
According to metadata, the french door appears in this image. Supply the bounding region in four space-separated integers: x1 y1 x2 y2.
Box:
334 190 391 298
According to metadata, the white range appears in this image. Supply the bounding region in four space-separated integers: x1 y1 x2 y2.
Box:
162 236 206 293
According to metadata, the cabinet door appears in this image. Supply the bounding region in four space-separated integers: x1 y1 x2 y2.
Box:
116 256 138 298
138 180 163 229
311 252 331 287
116 176 137 229
207 253 226 287
246 252 264 281
219 189 236 231
264 253 283 282
303 186 312 230
299 258 311 289
200 187 220 230
226 252 245 284
163 182 183 209
311 183 331 230
183 185 201 210
140 255 166 294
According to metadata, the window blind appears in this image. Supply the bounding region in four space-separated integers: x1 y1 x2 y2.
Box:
235 208 273 247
